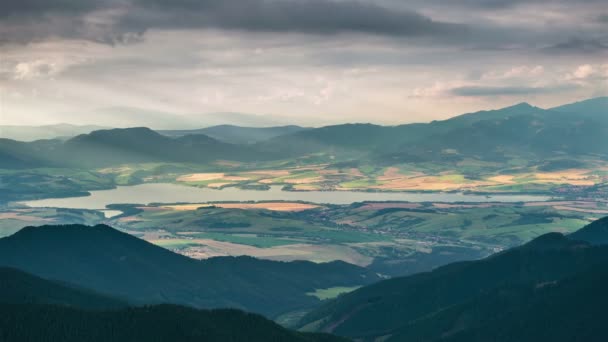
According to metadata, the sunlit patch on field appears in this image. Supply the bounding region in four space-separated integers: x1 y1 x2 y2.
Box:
176 173 226 182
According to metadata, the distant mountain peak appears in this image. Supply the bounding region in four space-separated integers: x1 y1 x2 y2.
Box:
511 101 533 108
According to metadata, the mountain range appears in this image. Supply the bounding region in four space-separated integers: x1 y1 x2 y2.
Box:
262 97 608 163
1 97 606 169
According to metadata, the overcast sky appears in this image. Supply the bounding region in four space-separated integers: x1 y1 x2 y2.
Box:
1 0 607 128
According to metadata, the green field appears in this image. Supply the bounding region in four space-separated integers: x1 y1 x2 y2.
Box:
306 286 361 300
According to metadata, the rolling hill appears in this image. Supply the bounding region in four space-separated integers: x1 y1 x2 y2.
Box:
0 304 347 342
0 127 273 168
63 127 265 166
298 217 608 339
0 267 346 342
0 267 126 310
0 224 380 317
389 266 608 342
569 216 608 245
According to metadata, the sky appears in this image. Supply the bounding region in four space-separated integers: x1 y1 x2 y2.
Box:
0 0 607 128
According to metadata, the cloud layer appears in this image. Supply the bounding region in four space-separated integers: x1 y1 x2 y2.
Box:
0 0 469 45
0 0 606 127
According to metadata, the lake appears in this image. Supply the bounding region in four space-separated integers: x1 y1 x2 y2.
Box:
20 183 552 210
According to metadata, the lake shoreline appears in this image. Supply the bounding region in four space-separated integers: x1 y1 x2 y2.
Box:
19 183 554 211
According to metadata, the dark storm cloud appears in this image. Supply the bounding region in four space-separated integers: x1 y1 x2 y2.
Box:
544 37 608 54
0 0 106 17
450 85 578 97
132 0 465 35
0 0 466 45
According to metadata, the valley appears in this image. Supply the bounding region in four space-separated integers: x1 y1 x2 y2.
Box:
7 189 604 277
3 2 607 339
1 97 607 340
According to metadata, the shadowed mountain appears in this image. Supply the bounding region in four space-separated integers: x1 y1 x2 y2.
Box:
298 217 608 339
63 127 266 166
0 127 274 168
0 267 126 310
0 224 380 317
389 266 608 342
159 125 308 144
0 267 346 341
569 216 608 245
0 303 347 342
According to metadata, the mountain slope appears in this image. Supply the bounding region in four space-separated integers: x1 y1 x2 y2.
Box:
64 127 259 166
0 303 347 342
569 216 608 245
259 98 608 163
0 224 380 317
0 267 126 310
0 266 346 341
160 125 308 144
299 225 608 338
390 266 608 342
382 101 608 162
550 96 608 119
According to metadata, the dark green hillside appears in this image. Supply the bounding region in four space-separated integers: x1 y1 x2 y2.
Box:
0 127 273 169
0 224 380 317
0 303 348 342
64 127 261 166
298 220 608 339
569 216 608 245
382 103 608 162
0 138 61 169
390 266 608 342
257 123 429 158
0 267 126 310
0 266 346 341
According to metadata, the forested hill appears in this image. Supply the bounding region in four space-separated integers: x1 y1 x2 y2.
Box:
0 224 380 317
298 216 608 340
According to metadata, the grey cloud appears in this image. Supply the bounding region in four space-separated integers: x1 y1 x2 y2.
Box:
133 0 464 35
0 0 107 17
599 14 608 23
412 0 606 9
0 0 467 45
451 85 578 97
544 37 608 54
